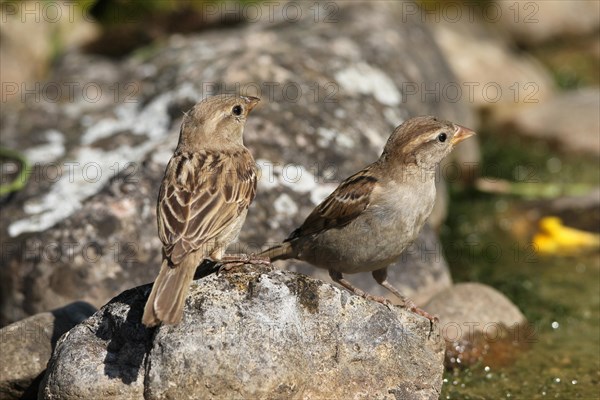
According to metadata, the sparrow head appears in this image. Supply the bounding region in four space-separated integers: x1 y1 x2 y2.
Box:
382 115 475 170
179 94 260 149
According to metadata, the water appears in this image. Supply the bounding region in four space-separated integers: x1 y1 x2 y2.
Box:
439 133 600 399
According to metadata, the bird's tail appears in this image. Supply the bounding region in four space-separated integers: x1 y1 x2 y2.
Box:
258 241 294 261
142 257 197 327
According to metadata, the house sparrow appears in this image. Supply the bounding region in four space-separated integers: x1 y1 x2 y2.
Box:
143 95 262 327
260 116 475 321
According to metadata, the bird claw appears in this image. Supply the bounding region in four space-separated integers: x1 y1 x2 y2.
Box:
366 295 437 318
406 303 439 323
358 293 394 310
217 262 242 275
217 253 272 275
247 254 271 266
365 294 392 305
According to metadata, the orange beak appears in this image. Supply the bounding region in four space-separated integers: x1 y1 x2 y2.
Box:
451 124 476 145
242 96 261 112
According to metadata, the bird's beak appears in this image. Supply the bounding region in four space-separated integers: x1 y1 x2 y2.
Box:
242 96 261 112
451 124 476 145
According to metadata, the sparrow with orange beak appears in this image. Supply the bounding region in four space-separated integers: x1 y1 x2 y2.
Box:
260 116 475 321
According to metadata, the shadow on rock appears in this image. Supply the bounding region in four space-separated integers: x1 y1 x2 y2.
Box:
96 261 219 384
95 286 155 384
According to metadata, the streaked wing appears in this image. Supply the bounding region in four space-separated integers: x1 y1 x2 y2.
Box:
287 166 377 240
157 149 257 264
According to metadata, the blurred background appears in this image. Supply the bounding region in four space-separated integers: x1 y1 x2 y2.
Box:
0 1 598 399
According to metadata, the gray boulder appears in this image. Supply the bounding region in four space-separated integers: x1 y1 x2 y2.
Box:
40 265 445 399
0 302 96 400
505 88 600 156
496 0 600 46
427 9 555 118
425 282 527 368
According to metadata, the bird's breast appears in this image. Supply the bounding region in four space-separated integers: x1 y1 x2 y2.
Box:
302 179 436 273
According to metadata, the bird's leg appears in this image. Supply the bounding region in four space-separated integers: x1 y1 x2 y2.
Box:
329 270 391 305
372 268 438 322
218 253 271 272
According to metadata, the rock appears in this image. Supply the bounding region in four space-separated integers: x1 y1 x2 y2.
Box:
0 1 476 325
0 1 99 106
428 15 555 118
286 223 453 306
0 301 96 400
424 282 527 368
496 0 600 46
40 265 445 399
504 88 600 156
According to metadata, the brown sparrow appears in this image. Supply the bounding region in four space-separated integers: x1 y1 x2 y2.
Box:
143 95 261 327
260 116 475 321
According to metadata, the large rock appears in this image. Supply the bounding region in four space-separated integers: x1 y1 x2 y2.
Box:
0 302 96 400
496 0 600 46
504 88 600 156
425 283 527 368
0 1 99 104
40 265 445 399
0 1 476 325
427 12 555 119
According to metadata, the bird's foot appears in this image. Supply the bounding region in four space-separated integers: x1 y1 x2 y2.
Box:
364 293 392 306
403 299 439 323
248 254 272 266
217 253 271 274
365 294 394 311
330 272 393 309
351 288 393 309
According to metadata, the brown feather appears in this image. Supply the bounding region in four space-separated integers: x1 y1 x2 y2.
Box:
158 149 257 265
142 257 198 326
287 166 378 240
143 94 260 327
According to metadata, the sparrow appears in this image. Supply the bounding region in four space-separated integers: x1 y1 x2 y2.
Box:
260 116 475 321
143 94 262 327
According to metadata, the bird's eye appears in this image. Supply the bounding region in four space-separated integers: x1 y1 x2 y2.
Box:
437 133 447 143
232 105 243 116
